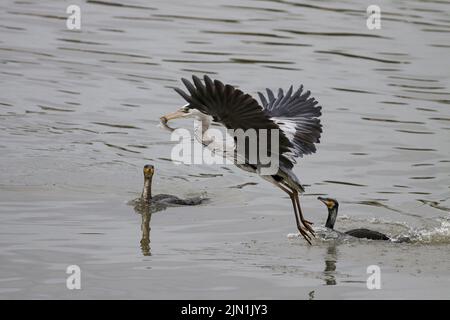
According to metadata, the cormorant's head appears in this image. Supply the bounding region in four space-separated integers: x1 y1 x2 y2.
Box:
143 164 154 178
318 197 339 229
318 197 339 210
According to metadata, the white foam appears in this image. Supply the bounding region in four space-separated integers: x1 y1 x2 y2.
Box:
408 220 450 244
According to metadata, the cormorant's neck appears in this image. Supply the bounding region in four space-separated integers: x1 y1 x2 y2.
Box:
141 176 152 202
325 205 338 229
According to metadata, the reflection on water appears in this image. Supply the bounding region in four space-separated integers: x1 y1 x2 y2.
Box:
323 243 338 286
136 206 152 256
129 163 208 256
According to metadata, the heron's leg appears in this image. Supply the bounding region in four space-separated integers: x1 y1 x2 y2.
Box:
272 181 312 244
291 190 315 236
278 181 315 236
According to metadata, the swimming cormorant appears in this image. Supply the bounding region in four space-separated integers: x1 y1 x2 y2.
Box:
318 197 390 241
136 164 205 207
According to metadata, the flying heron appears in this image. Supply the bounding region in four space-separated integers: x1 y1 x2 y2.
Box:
160 75 322 243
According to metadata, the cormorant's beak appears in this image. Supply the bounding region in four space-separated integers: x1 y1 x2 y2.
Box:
317 196 331 208
143 166 154 178
159 108 188 132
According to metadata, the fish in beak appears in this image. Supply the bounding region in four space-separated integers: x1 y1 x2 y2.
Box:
159 107 190 132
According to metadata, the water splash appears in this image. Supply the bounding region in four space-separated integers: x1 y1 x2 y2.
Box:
288 219 450 244
392 219 450 244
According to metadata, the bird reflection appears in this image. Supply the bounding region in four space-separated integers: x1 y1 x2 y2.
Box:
132 197 175 257
129 164 208 256
137 207 152 256
323 242 338 285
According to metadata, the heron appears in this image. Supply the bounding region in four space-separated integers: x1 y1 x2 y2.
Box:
160 75 322 244
318 197 390 241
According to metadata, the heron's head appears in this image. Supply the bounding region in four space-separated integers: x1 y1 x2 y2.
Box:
318 197 339 210
143 164 154 178
160 105 210 131
160 105 206 122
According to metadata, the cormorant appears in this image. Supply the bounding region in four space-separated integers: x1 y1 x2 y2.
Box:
134 164 206 209
318 197 390 241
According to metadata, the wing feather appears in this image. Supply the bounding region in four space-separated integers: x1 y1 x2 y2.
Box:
259 84 322 159
174 75 322 170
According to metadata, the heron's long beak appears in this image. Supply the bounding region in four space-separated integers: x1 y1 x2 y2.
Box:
159 110 186 132
161 110 186 122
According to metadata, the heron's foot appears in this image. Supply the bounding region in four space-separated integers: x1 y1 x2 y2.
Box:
301 219 315 237
298 226 313 245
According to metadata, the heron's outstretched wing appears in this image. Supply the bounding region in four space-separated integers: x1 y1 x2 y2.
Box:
174 75 294 167
174 75 282 131
258 86 322 159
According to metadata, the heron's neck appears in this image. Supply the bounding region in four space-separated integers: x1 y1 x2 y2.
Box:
194 115 213 144
141 176 152 201
325 206 338 229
